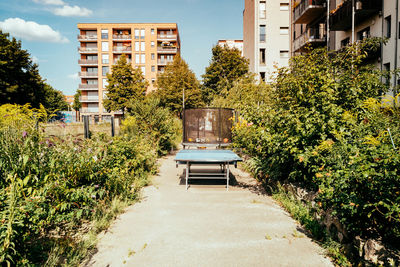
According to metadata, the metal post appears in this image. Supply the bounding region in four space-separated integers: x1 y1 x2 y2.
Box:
327 0 330 50
111 116 115 137
351 0 355 43
226 162 230 191
394 0 399 94
186 162 189 190
83 115 90 139
388 128 396 150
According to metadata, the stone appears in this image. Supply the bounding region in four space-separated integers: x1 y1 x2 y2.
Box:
363 239 384 265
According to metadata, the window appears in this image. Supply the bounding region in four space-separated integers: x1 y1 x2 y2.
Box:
280 50 289 58
102 54 109 64
87 67 97 73
260 48 266 64
260 25 266 42
357 27 370 41
280 27 289 35
102 66 109 76
141 54 145 64
101 41 109 52
141 41 145 51
135 54 140 64
141 66 145 75
151 65 155 72
151 53 155 60
151 41 155 47
101 29 108 39
280 3 289 11
385 16 391 38
140 29 145 39
260 72 265 81
259 1 266 19
134 29 139 39
384 63 391 85
135 41 140 51
341 37 350 48
151 28 155 35
102 78 108 88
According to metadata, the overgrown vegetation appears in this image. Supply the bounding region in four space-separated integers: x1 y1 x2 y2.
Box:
219 40 400 262
0 103 180 265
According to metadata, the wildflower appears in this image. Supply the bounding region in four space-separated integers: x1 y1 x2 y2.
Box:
91 194 96 199
315 173 323 178
93 155 98 161
247 122 253 127
298 156 304 163
22 131 28 138
94 184 99 189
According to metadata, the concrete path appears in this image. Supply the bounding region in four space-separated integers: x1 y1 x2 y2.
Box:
86 153 333 267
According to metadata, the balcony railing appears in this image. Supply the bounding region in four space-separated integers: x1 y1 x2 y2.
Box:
78 84 98 89
112 46 132 53
79 71 98 78
80 96 99 102
112 34 131 40
293 27 326 52
78 47 98 53
293 0 326 24
80 108 99 113
78 59 98 65
330 0 382 31
77 34 97 41
113 58 132 64
157 59 174 65
157 46 178 53
157 34 177 40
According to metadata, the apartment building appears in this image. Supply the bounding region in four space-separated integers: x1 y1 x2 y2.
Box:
218 40 244 56
243 0 290 82
290 0 400 91
77 23 180 121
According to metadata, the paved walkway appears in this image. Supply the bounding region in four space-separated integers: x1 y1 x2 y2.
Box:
86 152 333 267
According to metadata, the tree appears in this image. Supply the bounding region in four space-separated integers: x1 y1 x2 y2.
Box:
202 44 249 105
103 54 148 115
43 83 68 113
72 90 82 112
0 30 47 107
156 54 203 113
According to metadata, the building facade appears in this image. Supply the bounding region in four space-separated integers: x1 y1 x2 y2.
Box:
77 23 180 121
290 0 400 92
218 40 244 56
243 0 290 82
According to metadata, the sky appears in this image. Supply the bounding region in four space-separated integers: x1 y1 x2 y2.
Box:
0 0 244 95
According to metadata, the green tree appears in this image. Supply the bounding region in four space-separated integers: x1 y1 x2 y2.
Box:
0 30 47 107
156 54 203 113
72 90 82 112
202 44 249 104
103 54 148 115
43 83 68 113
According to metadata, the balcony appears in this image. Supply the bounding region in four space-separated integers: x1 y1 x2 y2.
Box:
293 0 326 24
112 46 132 53
157 59 174 65
78 84 99 90
80 96 99 103
293 27 326 52
157 34 177 40
330 0 382 31
79 71 98 78
78 59 98 65
80 108 99 113
113 58 132 64
78 47 98 53
77 34 97 41
112 34 131 40
157 46 177 53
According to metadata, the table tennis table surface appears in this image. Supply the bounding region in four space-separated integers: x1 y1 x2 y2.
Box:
175 149 242 163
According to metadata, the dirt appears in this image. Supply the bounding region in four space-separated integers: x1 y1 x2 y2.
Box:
85 152 333 267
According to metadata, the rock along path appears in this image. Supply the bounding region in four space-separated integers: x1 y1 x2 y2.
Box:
86 152 333 267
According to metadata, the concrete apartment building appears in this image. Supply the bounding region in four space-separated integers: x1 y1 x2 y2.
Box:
243 0 290 82
290 0 400 90
77 23 180 121
218 40 244 56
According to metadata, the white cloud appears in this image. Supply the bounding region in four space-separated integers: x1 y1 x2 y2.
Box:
0 18 69 43
68 73 79 80
31 55 39 63
53 5 92 17
33 0 65 5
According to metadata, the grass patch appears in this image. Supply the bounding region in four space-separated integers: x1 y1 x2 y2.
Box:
272 185 351 267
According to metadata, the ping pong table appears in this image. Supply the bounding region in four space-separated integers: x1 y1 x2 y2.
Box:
175 149 242 191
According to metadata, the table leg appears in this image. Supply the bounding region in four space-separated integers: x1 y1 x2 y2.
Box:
186 161 189 190
226 162 230 191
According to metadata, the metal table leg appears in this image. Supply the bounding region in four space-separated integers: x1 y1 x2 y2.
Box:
226 162 230 191
186 161 189 190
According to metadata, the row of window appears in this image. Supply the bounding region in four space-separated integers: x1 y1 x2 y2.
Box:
259 1 289 19
100 28 156 39
259 48 289 64
259 25 289 42
100 41 156 52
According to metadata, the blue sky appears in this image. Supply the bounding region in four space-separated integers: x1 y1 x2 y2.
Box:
0 0 243 95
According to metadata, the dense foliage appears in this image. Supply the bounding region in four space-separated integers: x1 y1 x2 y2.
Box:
0 103 180 265
72 90 82 112
202 44 249 105
155 54 203 113
0 31 68 112
229 42 400 250
104 54 148 115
